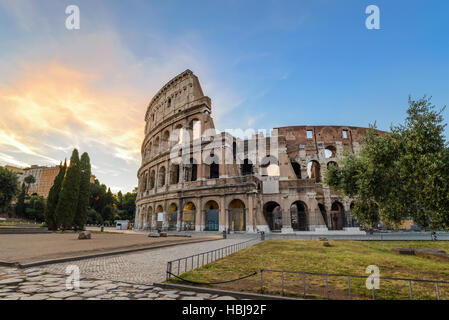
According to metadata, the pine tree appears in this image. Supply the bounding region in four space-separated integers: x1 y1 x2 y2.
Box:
15 183 26 218
55 149 81 230
74 152 91 231
45 160 67 230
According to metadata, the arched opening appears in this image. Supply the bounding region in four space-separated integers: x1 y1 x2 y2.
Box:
241 159 253 176
191 119 201 140
146 206 153 230
183 202 196 231
184 158 197 182
330 201 345 230
154 136 160 154
263 202 282 231
261 155 279 177
290 161 301 179
156 205 164 230
204 200 219 231
158 166 166 187
169 164 180 184
229 199 246 232
162 130 170 150
327 161 338 169
167 203 178 231
149 170 155 189
307 160 321 182
290 201 308 231
318 203 328 228
142 172 148 191
324 146 336 158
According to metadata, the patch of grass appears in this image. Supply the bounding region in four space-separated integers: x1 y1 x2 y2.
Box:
0 221 43 226
167 240 449 300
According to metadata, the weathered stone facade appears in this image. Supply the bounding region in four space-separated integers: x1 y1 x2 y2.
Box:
135 70 381 233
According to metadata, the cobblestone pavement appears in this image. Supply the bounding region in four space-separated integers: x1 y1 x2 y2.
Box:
37 238 248 285
0 266 237 300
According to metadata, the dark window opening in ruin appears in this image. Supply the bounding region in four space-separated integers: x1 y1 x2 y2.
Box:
318 203 328 228
142 173 148 191
263 202 282 231
170 164 179 184
342 129 348 139
290 161 301 179
330 201 346 230
307 160 321 182
233 141 237 163
291 201 308 231
149 170 155 189
327 161 338 169
151 114 154 121
191 163 197 181
210 161 219 179
241 159 253 176
324 145 336 158
306 130 313 139
167 98 171 108
158 166 166 187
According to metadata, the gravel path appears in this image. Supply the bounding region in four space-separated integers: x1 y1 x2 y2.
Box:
37 238 249 285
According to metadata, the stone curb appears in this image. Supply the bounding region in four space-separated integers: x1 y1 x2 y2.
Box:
1 237 221 269
154 282 301 300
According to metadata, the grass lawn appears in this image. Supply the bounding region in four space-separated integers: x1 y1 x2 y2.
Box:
0 221 44 227
166 239 449 300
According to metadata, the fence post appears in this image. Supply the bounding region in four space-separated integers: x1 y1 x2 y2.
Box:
348 276 352 300
436 282 440 300
326 274 329 299
185 258 187 273
177 260 180 275
260 270 264 294
303 272 306 298
281 271 284 296
409 280 413 300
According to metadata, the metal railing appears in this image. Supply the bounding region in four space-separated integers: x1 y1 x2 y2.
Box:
259 269 449 300
166 238 259 280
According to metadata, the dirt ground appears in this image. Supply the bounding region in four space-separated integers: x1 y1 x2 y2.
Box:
0 233 216 264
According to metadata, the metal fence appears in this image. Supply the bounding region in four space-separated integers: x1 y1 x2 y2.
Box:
166 238 259 280
259 269 449 300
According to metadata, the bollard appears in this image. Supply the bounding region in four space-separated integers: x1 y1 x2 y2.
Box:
222 230 227 239
100 226 104 232
260 231 265 241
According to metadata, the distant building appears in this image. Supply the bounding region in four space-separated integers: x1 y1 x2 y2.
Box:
4 165 25 180
19 165 60 198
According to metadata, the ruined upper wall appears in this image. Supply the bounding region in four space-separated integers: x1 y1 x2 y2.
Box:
144 69 210 124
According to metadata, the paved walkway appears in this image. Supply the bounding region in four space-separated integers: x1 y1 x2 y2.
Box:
0 266 236 300
37 238 246 285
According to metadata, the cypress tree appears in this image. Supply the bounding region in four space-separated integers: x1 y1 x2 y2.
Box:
15 183 26 218
45 160 66 230
74 152 91 231
55 149 81 230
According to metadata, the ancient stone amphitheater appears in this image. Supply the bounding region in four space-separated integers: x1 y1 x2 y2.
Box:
135 69 378 234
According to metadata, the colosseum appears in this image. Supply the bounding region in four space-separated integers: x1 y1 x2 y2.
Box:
135 69 377 234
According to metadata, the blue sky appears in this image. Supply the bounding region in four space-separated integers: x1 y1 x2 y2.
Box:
0 0 448 192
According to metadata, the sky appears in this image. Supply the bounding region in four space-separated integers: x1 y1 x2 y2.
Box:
0 0 448 193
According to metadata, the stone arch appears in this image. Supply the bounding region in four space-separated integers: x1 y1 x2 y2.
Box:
324 145 337 158
162 130 170 150
155 205 164 230
158 166 166 187
167 203 178 231
142 172 148 191
228 199 246 232
290 201 308 231
307 160 321 182
154 136 160 154
205 153 220 179
327 161 338 169
204 200 219 231
260 155 280 177
146 206 153 230
169 163 180 184
184 158 197 182
183 202 196 231
149 170 155 189
330 201 345 230
263 201 282 231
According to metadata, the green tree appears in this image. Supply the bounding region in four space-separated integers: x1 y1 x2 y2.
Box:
101 205 114 224
73 153 91 231
55 149 81 230
45 161 67 230
24 174 36 194
0 166 20 213
119 188 137 221
324 96 449 229
25 195 46 222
